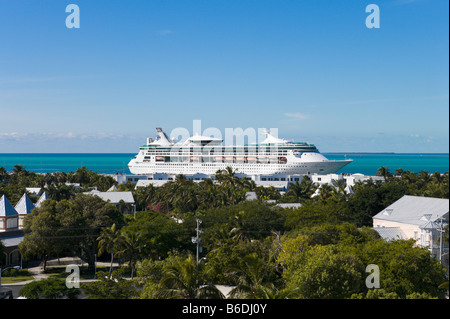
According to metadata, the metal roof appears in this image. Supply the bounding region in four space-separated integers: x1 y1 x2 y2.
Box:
373 195 449 227
0 195 18 217
35 192 49 208
0 234 24 248
373 227 407 241
84 190 135 204
14 193 35 215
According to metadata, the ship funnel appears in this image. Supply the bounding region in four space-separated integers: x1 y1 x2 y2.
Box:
154 128 174 146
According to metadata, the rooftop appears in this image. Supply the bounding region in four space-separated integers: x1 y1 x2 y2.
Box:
373 227 407 241
0 195 18 217
14 193 35 215
373 195 449 228
84 190 135 204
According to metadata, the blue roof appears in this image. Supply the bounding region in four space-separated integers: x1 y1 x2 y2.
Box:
0 234 24 247
0 195 18 217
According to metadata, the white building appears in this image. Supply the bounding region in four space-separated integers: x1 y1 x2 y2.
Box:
111 172 383 193
372 195 449 264
309 173 383 188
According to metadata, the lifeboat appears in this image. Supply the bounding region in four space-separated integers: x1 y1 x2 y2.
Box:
258 157 269 163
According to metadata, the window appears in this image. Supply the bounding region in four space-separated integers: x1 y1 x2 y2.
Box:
7 217 18 229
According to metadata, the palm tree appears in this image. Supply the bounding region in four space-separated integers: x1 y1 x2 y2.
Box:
286 176 317 202
317 183 333 201
394 168 404 177
229 211 251 242
253 283 299 299
255 185 280 200
432 171 443 185
12 164 26 174
401 170 417 185
0 166 8 183
97 223 121 277
419 170 431 183
115 232 146 279
175 174 188 182
376 166 392 181
227 252 275 299
331 179 349 201
154 254 224 299
214 166 243 205
133 183 156 211
117 200 132 214
242 178 257 191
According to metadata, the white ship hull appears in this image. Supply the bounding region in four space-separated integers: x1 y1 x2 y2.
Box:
128 159 351 176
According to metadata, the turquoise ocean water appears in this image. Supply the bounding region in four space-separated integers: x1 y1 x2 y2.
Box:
0 153 448 176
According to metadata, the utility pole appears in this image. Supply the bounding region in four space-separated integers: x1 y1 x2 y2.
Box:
192 219 202 267
439 217 443 263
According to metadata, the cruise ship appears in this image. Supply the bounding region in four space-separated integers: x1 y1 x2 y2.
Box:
128 128 352 178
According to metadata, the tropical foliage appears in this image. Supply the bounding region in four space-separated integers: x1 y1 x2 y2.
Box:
1 165 448 299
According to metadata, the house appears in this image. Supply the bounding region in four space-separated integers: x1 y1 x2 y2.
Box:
25 187 43 196
245 192 258 201
84 190 135 214
0 195 22 267
372 195 449 265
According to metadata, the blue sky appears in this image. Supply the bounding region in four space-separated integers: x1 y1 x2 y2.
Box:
0 0 448 153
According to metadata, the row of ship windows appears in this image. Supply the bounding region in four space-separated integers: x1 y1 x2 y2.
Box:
139 163 316 168
144 152 291 156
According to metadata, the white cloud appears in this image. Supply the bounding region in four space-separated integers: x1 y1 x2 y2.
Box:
284 112 309 120
156 29 173 36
